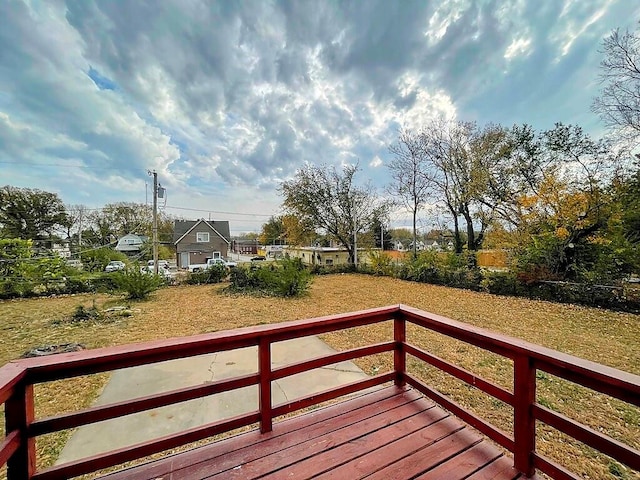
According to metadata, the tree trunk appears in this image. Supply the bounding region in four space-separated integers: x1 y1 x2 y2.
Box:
462 209 477 251
452 216 463 253
412 207 418 258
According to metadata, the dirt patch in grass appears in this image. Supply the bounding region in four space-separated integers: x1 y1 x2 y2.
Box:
0 275 638 479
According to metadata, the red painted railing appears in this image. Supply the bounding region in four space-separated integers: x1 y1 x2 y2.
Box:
0 305 638 479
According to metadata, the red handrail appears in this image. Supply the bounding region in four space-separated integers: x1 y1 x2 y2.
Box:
0 305 638 480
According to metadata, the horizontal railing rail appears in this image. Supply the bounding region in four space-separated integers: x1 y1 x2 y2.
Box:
0 304 638 480
29 373 261 437
399 304 640 479
1 306 400 480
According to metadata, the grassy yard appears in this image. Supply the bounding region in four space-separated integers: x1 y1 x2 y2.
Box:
0 274 638 479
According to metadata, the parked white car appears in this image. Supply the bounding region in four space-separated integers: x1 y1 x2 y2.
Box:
104 261 126 272
142 261 173 279
147 260 170 270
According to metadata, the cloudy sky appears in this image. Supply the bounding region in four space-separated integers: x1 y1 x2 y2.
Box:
1 1 639 234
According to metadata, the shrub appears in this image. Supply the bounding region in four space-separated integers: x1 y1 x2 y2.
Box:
228 267 261 290
81 248 128 273
396 251 482 291
71 302 102 322
112 267 164 300
367 250 396 276
481 271 521 296
64 276 93 294
309 263 356 275
528 281 636 310
0 278 34 299
228 258 311 297
267 258 312 297
186 264 227 285
85 273 120 293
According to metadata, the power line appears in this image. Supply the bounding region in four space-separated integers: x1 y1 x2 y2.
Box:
1 204 275 219
0 161 125 170
164 205 275 217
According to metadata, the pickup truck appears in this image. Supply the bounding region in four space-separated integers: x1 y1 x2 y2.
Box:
188 258 237 272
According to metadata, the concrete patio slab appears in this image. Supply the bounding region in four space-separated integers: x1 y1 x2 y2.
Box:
56 336 369 464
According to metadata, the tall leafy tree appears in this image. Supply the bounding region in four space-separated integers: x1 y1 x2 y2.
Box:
0 186 69 240
617 162 640 242
388 228 413 249
280 164 381 264
82 202 175 247
281 214 316 246
500 125 624 280
260 216 286 245
478 124 544 229
259 214 315 246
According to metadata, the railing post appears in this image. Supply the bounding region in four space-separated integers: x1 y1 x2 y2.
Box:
6 382 35 480
259 337 272 433
514 354 536 477
394 314 406 387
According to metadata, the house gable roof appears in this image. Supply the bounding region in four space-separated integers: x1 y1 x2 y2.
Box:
173 219 230 246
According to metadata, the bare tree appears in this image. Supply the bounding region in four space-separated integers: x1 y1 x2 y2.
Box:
592 26 640 145
387 129 432 257
420 120 513 252
420 120 477 252
280 164 381 264
64 204 89 254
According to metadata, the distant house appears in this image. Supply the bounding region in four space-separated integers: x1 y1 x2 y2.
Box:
174 219 231 269
392 240 405 251
115 234 148 255
232 239 259 255
408 240 425 251
265 245 286 258
283 246 378 267
426 240 441 251
34 238 72 258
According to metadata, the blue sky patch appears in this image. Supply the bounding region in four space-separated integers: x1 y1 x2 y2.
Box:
87 67 117 91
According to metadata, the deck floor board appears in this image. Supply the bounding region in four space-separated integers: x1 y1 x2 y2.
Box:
99 386 515 480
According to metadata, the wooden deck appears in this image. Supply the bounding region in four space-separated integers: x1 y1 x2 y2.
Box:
1 305 638 479
101 386 520 480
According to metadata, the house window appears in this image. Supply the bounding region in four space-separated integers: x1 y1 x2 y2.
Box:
325 259 333 266
196 232 210 243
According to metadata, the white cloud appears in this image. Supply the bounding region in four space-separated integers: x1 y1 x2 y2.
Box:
424 1 470 46
504 37 532 60
369 155 383 168
0 0 636 233
553 0 612 58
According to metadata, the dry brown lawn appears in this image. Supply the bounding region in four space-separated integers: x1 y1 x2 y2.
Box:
0 274 638 479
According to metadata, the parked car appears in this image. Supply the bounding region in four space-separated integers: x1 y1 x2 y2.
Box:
104 261 126 272
147 260 170 269
251 256 266 262
142 263 173 279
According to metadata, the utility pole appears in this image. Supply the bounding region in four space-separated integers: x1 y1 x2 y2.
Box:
353 207 358 267
149 170 159 275
77 207 83 259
